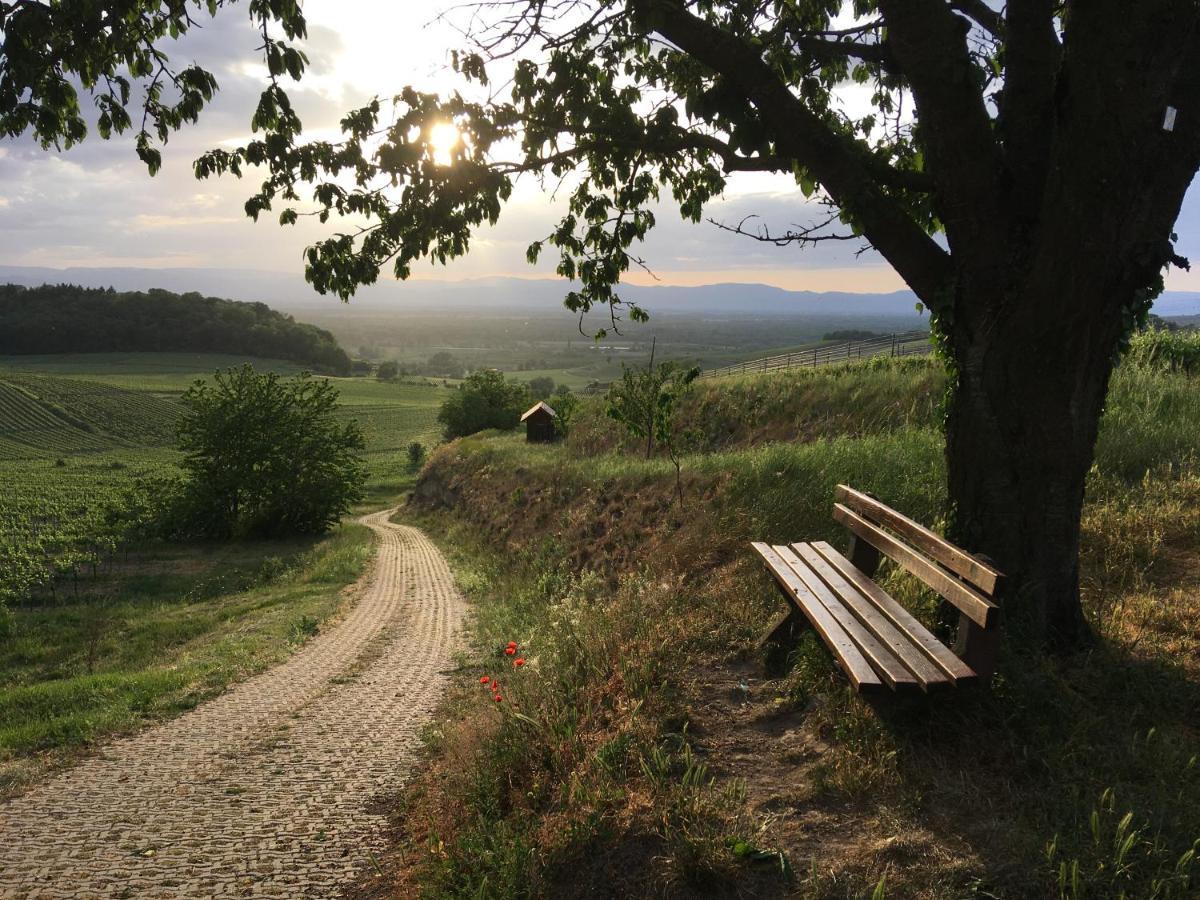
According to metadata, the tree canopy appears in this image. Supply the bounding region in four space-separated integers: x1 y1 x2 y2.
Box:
438 369 531 439
176 365 366 538
0 284 352 374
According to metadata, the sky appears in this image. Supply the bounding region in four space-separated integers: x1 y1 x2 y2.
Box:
2 1 1200 295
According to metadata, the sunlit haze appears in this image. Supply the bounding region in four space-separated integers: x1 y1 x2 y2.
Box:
2 1 1200 294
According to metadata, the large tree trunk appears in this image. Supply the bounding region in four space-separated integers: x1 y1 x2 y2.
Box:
932 2 1200 654
944 298 1120 651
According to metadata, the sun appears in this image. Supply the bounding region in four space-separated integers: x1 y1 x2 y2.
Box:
429 121 460 166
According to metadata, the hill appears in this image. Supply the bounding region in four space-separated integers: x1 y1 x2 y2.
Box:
0 284 352 375
0 374 179 458
4 264 1200 318
378 352 1200 897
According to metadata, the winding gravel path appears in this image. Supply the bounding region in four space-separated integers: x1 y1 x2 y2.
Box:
0 511 465 898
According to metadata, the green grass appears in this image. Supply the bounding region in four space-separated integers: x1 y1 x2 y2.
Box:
0 351 445 788
0 524 373 789
386 356 1200 897
0 352 308 390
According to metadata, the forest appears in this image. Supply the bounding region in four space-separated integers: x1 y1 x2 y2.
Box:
0 285 351 375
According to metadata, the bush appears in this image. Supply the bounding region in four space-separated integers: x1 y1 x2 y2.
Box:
377 360 399 381
547 385 579 436
527 376 555 399
1125 328 1200 374
437 369 530 439
176 365 366 538
407 441 427 471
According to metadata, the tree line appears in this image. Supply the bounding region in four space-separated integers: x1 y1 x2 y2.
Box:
0 284 352 375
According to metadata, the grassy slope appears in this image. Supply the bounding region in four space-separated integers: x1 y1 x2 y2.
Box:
0 525 372 794
367 358 1200 899
0 354 449 787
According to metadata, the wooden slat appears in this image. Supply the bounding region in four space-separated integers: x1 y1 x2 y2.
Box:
835 485 1001 594
833 504 999 629
811 541 977 683
791 543 951 691
750 542 883 692
775 546 919 691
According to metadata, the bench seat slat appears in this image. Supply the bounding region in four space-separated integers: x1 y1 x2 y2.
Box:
835 485 1001 594
811 541 978 683
775 546 920 691
791 543 952 691
832 504 999 629
750 542 883 692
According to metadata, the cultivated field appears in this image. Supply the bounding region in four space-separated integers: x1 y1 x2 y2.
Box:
0 352 449 786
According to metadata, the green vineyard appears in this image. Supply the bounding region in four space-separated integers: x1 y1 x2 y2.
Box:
0 356 450 609
0 375 180 459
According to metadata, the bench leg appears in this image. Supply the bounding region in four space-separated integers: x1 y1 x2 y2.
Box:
955 616 1000 682
760 608 805 648
846 534 881 578
760 606 808 676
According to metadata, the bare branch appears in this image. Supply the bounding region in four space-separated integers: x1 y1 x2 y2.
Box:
708 213 860 247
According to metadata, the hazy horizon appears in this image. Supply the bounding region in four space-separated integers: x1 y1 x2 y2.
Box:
5 1 1200 295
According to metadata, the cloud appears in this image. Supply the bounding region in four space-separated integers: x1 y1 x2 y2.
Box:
1 0 1198 296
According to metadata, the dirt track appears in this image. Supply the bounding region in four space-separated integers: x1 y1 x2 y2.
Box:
0 511 465 898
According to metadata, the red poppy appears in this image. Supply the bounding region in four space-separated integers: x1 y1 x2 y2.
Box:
479 676 491 685
505 647 516 655
514 658 525 667
494 695 503 702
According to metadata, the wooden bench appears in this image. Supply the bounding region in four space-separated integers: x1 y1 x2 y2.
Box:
752 485 1003 693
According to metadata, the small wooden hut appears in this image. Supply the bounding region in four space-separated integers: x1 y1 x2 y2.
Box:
520 401 558 443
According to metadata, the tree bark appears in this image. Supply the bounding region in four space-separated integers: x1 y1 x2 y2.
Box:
929 1 1200 653
944 299 1118 650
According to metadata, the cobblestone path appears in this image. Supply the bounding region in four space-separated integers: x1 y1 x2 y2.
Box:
0 512 466 898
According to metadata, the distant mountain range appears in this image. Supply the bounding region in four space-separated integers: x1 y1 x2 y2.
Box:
3 264 1200 321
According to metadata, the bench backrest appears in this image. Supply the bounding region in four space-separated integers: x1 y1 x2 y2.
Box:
832 485 1002 629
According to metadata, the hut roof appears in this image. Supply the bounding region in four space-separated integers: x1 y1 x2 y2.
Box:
520 401 557 421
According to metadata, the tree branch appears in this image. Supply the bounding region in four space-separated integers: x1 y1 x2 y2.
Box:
789 34 897 73
947 0 1007 38
879 0 1008 275
999 0 1062 223
645 1 953 308
709 213 860 248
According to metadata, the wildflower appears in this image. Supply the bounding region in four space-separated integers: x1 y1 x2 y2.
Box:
507 641 518 648
505 646 516 656
480 676 491 685
494 695 503 703
514 658 525 667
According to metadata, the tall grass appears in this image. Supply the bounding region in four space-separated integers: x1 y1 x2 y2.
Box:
1124 328 1200 374
396 356 1200 897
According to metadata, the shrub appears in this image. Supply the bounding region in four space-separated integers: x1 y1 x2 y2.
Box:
438 369 530 439
1125 328 1200 374
547 385 579 436
407 440 427 471
176 365 366 538
527 375 555 399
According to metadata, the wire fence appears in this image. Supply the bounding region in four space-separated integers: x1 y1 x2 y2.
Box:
578 331 933 394
697 330 932 379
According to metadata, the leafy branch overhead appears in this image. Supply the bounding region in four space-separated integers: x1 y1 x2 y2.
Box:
6 2 1194 331
0 0 306 174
